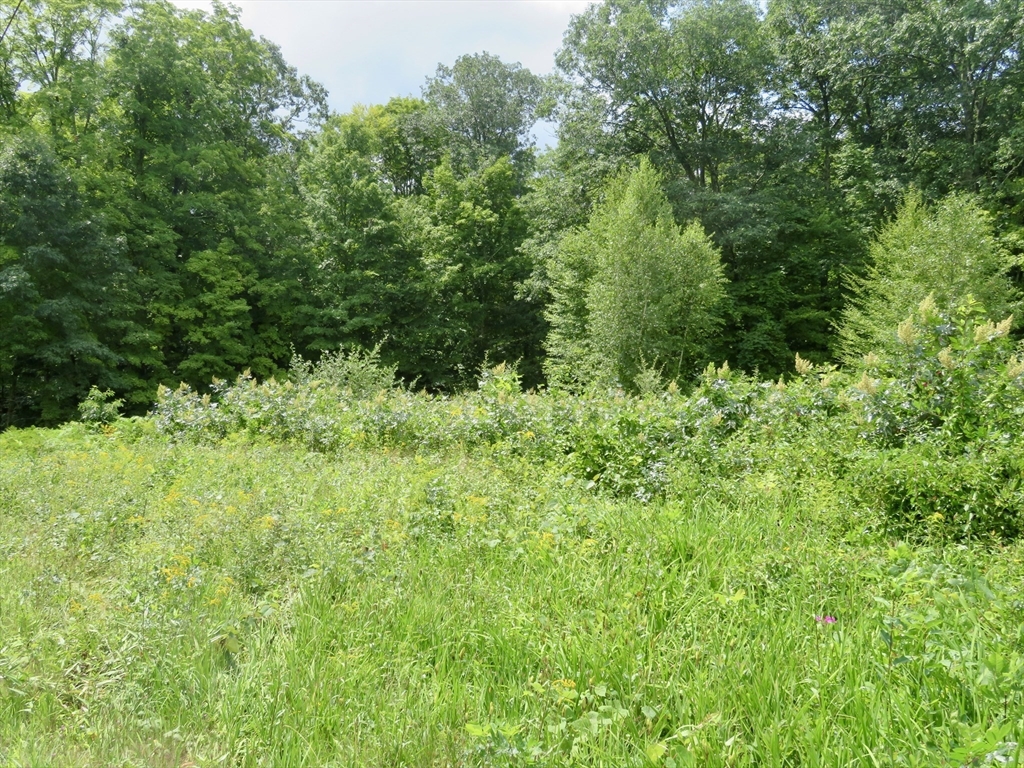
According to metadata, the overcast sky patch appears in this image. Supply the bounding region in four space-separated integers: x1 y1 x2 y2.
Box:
170 0 591 145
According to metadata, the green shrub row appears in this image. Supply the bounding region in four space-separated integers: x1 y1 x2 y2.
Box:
149 302 1024 540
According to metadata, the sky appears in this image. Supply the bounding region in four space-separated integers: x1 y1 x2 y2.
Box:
169 0 593 145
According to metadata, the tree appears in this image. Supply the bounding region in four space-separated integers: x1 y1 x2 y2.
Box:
559 0 769 193
554 0 862 377
298 109 413 355
545 159 727 389
0 134 128 426
93 0 326 395
766 0 862 190
838 192 1019 360
397 156 541 388
0 1 20 117
364 97 445 197
423 51 545 175
2 0 122 146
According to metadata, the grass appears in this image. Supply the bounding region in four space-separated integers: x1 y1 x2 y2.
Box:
1 422 1023 767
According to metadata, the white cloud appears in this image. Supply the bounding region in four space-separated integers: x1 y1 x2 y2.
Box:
170 0 591 118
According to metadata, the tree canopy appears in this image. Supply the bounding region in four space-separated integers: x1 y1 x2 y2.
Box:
2 0 1023 426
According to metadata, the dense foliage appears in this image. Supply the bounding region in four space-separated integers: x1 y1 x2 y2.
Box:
147 306 1024 541
3 0 1024 427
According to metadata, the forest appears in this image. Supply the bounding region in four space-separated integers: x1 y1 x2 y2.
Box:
2 0 1021 427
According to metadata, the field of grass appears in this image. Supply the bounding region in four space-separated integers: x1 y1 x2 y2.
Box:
1 411 1023 766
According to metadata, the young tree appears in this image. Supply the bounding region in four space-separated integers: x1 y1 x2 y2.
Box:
545 159 727 390
838 192 1019 360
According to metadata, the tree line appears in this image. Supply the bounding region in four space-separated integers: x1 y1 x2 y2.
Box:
1 0 1022 427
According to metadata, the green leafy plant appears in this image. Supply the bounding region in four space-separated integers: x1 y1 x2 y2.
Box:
77 386 123 428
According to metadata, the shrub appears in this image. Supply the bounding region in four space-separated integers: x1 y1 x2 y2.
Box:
856 441 1024 540
848 298 1024 539
291 344 397 397
77 387 123 428
148 305 1024 537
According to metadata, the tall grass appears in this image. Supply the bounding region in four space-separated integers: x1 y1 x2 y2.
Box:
1 422 1022 766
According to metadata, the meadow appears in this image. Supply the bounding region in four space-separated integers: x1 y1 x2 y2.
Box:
2 303 1024 766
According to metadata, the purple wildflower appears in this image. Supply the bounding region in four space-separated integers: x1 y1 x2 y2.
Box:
814 615 837 625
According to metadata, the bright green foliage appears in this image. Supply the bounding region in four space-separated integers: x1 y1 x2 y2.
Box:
838 192 1018 360
298 110 410 352
5 0 1024 426
77 385 123 427
150 299 1024 544
2 0 328 419
4 344 1024 761
2 0 121 144
400 157 541 389
850 297 1024 539
297 99 542 391
366 97 446 196
291 344 396 399
546 159 727 390
554 0 867 376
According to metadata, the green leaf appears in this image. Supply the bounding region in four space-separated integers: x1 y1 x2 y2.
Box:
465 722 489 738
646 741 668 763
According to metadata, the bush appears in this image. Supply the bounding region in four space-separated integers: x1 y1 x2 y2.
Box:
857 442 1024 540
149 306 1024 537
291 344 397 397
848 297 1024 539
77 387 123 428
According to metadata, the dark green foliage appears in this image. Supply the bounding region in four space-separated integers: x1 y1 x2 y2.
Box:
671 183 865 375
397 157 542 390
98 0 326 392
0 134 128 427
856 443 1024 541
298 110 412 354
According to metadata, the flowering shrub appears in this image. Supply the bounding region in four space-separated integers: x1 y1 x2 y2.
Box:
849 297 1024 539
151 305 1024 539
